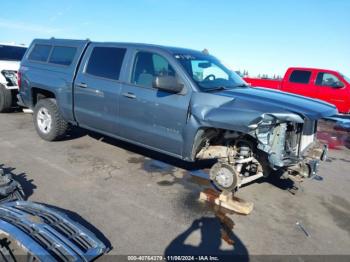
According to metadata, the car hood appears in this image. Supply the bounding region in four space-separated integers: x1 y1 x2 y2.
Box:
190 87 338 133
0 60 20 71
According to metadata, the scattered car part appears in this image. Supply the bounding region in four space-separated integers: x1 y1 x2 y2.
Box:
0 169 24 203
0 201 107 261
296 221 310 237
22 108 33 114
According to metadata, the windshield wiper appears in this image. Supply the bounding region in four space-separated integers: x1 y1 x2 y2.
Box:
234 84 249 88
204 86 227 92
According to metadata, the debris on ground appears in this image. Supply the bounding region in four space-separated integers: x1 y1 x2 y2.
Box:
0 168 24 203
296 221 310 237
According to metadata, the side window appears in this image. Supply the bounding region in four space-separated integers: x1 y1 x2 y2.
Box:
49 46 77 66
28 44 52 62
86 47 126 80
316 72 343 87
131 52 175 88
289 70 311 84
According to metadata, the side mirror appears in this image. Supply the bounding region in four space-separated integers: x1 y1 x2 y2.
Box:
153 76 184 93
332 82 344 88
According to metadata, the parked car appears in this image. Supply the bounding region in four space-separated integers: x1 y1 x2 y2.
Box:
0 43 27 112
244 67 350 114
18 39 337 192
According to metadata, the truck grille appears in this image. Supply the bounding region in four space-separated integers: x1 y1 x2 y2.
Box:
0 201 106 261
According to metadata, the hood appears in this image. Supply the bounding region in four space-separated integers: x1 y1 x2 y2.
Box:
190 87 337 133
0 60 20 71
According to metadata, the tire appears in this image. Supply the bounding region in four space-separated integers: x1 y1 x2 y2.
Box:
0 84 13 112
33 98 68 141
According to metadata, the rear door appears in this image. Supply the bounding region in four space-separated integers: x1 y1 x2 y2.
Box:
118 49 191 157
74 44 127 134
282 69 317 98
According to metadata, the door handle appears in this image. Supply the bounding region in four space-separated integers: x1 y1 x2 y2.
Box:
77 82 88 88
122 92 136 99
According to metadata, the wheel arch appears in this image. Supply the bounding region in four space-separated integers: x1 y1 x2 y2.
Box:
31 87 56 107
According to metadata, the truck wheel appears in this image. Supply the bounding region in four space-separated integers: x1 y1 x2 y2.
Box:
33 98 68 141
0 84 13 112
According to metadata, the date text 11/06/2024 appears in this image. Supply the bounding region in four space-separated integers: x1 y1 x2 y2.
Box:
127 255 220 261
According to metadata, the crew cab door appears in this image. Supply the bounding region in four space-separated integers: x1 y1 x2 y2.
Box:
74 44 127 134
314 71 348 112
118 49 191 157
282 69 318 98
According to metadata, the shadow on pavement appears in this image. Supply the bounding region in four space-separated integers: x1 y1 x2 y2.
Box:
164 212 249 260
60 126 89 141
86 129 214 171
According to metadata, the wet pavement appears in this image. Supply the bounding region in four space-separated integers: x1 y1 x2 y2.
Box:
0 112 350 257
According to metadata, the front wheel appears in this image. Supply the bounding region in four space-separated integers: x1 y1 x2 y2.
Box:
33 98 68 141
0 84 13 112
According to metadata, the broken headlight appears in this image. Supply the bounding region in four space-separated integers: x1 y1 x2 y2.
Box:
254 115 276 145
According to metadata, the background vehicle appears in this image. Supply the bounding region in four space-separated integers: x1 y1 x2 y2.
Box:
244 67 350 114
18 39 336 192
0 43 27 112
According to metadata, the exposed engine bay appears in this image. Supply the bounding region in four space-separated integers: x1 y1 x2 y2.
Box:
196 115 328 192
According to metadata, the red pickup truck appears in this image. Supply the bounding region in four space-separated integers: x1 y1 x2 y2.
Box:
244 67 350 114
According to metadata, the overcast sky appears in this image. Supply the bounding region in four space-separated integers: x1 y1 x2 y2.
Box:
1 0 349 77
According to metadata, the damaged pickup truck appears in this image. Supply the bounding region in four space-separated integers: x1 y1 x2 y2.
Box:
18 39 337 192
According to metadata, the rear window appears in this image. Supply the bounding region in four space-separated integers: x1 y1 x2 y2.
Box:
49 46 77 66
0 45 27 61
289 70 312 84
28 44 52 62
85 47 126 80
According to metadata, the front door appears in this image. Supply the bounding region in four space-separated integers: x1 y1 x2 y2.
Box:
314 71 348 112
118 50 191 156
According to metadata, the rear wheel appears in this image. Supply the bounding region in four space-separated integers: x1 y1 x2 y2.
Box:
33 98 68 141
0 84 13 113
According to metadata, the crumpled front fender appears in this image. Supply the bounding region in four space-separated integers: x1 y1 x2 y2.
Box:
190 92 304 134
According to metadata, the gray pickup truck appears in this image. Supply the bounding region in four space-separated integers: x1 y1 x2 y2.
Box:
18 38 337 192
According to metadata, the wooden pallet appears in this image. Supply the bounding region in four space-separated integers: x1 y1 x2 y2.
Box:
199 188 254 215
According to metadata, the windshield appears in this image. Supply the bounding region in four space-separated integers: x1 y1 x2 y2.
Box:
340 72 350 83
175 53 247 91
0 45 27 61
